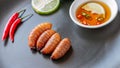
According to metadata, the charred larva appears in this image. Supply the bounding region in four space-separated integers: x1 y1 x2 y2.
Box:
51 38 71 60
36 29 56 51
28 22 52 49
41 33 61 54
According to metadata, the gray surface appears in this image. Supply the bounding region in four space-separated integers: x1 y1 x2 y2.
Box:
0 0 120 68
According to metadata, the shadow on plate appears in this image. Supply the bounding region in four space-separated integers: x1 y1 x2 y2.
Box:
30 46 73 63
42 54 51 60
30 49 38 54
3 37 9 47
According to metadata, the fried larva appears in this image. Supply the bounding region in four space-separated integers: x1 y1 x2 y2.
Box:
36 29 56 51
41 33 61 54
28 22 52 49
51 38 71 60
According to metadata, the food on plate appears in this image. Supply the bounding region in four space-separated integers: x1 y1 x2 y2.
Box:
51 38 71 60
2 9 26 41
31 0 60 15
28 22 52 49
28 22 72 60
76 1 111 25
9 14 33 42
36 29 56 50
41 33 61 54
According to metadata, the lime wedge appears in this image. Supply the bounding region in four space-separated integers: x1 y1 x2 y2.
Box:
82 2 105 15
31 0 60 15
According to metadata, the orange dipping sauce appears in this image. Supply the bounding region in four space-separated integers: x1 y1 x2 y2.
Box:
76 1 111 26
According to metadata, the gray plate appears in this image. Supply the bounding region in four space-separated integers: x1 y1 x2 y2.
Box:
0 0 120 68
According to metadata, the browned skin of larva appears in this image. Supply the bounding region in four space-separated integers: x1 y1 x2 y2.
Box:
51 38 71 60
36 29 56 51
28 22 52 49
41 33 61 54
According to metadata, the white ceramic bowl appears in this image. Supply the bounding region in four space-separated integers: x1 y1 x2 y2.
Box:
69 0 118 29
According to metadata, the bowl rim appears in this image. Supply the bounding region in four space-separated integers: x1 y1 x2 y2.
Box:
69 0 118 29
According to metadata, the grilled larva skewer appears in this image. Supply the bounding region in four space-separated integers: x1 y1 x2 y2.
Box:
41 33 61 54
36 29 56 51
51 38 71 60
28 22 52 49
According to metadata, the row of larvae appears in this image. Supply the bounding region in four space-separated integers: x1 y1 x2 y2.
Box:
28 22 71 60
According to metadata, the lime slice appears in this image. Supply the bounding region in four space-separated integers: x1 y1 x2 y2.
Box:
82 2 105 15
31 0 60 15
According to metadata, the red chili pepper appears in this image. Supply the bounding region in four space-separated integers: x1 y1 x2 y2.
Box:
77 14 83 19
2 12 19 41
9 18 21 42
2 9 26 41
9 14 33 42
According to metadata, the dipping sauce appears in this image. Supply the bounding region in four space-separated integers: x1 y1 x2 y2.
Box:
76 1 111 25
